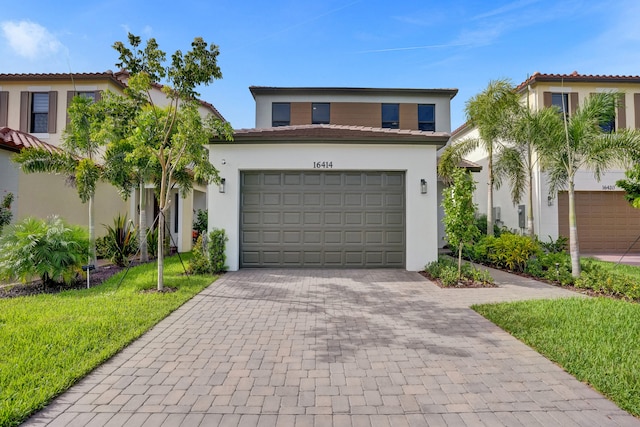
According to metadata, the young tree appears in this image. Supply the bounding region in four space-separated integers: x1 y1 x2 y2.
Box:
438 79 520 236
109 34 233 291
536 91 640 277
14 95 103 265
442 167 480 279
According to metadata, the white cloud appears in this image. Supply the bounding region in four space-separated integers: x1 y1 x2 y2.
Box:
1 20 63 60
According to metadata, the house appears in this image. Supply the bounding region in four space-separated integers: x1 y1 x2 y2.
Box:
0 71 224 252
208 86 457 270
449 71 640 253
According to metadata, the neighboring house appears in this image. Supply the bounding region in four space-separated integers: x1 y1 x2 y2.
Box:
449 71 640 253
208 86 457 270
0 72 224 251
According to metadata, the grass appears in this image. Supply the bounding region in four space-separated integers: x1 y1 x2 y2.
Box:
473 297 640 417
0 254 217 427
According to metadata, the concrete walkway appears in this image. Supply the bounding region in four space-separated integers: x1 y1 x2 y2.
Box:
24 269 639 427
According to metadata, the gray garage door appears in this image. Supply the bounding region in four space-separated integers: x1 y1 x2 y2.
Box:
240 171 405 268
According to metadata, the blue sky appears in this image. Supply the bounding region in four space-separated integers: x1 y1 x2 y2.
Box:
1 0 639 130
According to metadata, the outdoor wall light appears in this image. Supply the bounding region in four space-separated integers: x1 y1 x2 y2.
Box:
219 178 226 193
420 179 427 194
547 195 553 206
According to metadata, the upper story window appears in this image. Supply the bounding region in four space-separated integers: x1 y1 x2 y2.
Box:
77 91 97 102
31 92 50 133
551 93 569 117
381 103 399 129
312 103 330 124
272 102 290 127
418 104 435 131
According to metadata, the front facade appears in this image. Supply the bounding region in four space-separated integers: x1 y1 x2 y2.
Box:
209 87 457 271
450 72 640 253
0 72 222 251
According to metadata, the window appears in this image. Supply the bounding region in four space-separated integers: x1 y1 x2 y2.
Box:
312 103 330 124
382 103 399 129
31 93 49 133
418 104 435 131
272 103 290 127
551 93 569 117
77 91 97 102
600 117 615 133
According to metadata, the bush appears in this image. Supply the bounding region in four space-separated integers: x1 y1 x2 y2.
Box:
424 256 493 287
487 233 540 273
208 228 228 273
525 251 574 285
464 235 496 264
474 214 503 237
102 214 138 267
188 235 211 274
95 236 109 259
193 209 208 235
577 261 640 300
539 235 568 253
147 227 159 258
0 216 89 285
0 193 13 234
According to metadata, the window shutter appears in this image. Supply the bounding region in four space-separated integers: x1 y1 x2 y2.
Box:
48 91 57 133
569 92 578 115
618 93 627 130
0 92 8 127
635 94 640 129
19 91 29 132
543 92 552 107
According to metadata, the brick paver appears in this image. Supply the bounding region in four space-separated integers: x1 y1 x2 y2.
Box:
23 269 639 426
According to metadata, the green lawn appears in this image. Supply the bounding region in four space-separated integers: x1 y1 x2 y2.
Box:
473 297 640 417
583 257 640 281
0 254 217 427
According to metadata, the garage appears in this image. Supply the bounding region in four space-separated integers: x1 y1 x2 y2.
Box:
558 191 640 253
240 170 405 267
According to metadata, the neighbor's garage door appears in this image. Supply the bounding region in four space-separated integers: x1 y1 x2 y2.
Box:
240 171 405 267
558 191 640 253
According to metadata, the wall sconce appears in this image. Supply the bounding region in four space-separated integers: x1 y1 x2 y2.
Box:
420 179 427 194
547 195 553 206
219 178 226 193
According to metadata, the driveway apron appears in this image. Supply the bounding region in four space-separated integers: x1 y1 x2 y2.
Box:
24 269 639 426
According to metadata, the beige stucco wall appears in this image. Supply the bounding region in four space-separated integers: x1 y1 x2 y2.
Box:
16 171 128 237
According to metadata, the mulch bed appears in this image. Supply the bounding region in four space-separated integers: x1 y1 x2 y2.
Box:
0 262 136 299
419 271 497 288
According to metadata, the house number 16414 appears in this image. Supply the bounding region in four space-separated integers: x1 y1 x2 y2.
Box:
313 161 333 169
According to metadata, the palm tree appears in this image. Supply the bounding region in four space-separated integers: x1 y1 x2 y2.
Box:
535 91 640 277
439 79 520 236
14 95 102 265
496 101 562 237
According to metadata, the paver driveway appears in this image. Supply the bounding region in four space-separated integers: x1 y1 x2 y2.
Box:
25 269 639 426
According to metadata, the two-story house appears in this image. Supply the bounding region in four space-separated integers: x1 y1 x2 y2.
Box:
208 86 457 270
450 71 640 253
0 71 224 252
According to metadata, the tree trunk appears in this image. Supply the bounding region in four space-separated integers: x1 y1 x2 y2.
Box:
527 167 535 238
486 153 494 236
89 195 97 266
457 242 463 280
157 209 165 291
568 182 581 277
139 181 148 263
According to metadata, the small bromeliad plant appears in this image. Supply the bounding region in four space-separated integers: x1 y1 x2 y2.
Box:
0 216 89 286
102 213 138 267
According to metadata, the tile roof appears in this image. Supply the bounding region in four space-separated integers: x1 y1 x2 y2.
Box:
0 71 127 89
515 71 640 92
0 127 64 153
214 124 451 145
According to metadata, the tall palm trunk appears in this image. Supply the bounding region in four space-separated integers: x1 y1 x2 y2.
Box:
568 182 581 277
527 171 535 238
486 148 495 236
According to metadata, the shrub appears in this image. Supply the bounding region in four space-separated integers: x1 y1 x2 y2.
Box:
424 256 493 287
0 216 89 285
0 193 13 233
487 233 540 273
102 214 138 267
464 235 496 264
95 236 109 259
525 251 574 285
475 213 503 237
193 209 208 235
208 228 228 273
146 227 159 258
576 261 640 300
188 235 211 274
539 235 568 253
